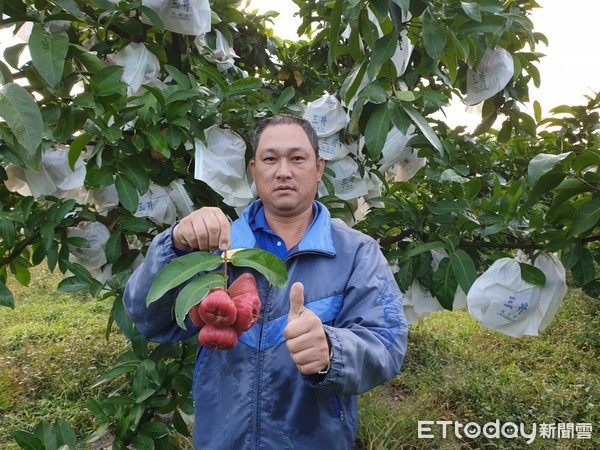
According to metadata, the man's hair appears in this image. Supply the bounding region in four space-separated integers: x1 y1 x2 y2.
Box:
252 114 319 159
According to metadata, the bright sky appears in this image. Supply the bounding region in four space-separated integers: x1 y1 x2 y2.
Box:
1 1 598 124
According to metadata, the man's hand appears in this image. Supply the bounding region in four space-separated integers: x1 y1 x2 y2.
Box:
284 282 330 375
173 207 230 252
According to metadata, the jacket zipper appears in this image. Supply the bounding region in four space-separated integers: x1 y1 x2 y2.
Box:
331 393 345 421
252 282 272 450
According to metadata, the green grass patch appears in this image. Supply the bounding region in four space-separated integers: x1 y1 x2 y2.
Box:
355 289 599 449
0 267 126 449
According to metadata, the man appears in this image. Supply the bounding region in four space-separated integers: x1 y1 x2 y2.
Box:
124 114 408 449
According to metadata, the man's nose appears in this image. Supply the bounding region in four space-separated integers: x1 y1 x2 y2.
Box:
276 159 292 178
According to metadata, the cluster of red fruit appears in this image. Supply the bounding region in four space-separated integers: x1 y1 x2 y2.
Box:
189 273 261 350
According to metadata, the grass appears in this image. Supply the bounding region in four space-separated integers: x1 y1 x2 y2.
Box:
0 266 598 449
0 267 127 449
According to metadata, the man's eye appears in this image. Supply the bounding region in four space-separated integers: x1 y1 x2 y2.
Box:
263 157 276 162
292 156 305 162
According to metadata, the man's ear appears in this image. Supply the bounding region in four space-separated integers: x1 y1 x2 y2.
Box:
249 159 256 177
316 157 325 180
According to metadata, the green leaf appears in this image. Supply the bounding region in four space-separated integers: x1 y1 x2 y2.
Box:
0 281 14 308
91 66 127 97
165 65 191 89
33 421 57 450
390 0 410 11
146 252 223 305
68 133 92 171
428 200 468 214
340 61 368 106
328 0 343 65
358 82 388 104
0 217 16 247
367 31 398 80
581 279 600 300
229 248 288 288
568 197 600 237
172 409 191 436
115 174 139 212
58 276 90 293
119 159 150 194
365 103 390 159
140 5 165 31
572 248 595 287
120 217 153 233
51 0 85 18
69 44 105 74
143 128 168 155
10 431 42 450
276 86 296 109
141 420 171 439
105 231 122 264
449 249 477 294
388 98 413 134
174 273 225 329
400 103 444 154
0 83 43 155
527 152 572 185
430 258 457 310
404 241 447 259
461 2 481 21
54 419 78 448
226 77 263 97
422 7 447 60
29 24 69 88
519 263 546 286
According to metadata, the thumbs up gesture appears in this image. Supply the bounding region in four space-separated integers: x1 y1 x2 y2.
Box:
283 282 331 375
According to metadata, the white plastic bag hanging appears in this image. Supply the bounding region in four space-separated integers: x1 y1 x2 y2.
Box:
67 221 111 271
4 164 32 196
465 46 514 106
23 165 57 199
379 125 416 171
194 126 254 208
391 10 414 78
167 179 195 218
80 185 120 214
41 145 86 191
466 253 566 338
213 29 238 72
395 149 426 182
135 184 177 225
535 253 568 332
318 134 350 161
143 0 169 8
303 94 350 137
151 0 212 36
112 42 161 96
325 156 369 201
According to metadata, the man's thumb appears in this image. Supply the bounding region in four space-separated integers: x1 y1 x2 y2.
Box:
288 282 305 321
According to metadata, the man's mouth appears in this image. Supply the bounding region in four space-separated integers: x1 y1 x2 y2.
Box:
275 185 294 191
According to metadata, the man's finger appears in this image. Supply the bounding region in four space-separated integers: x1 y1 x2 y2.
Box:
288 282 305 322
213 209 231 250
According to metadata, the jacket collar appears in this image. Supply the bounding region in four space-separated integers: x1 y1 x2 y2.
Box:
230 200 336 256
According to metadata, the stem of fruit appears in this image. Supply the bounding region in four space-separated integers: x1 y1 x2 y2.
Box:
223 250 229 287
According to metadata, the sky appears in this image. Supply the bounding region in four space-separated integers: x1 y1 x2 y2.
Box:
1 0 598 126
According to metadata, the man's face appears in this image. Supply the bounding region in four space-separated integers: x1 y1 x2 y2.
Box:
250 123 325 218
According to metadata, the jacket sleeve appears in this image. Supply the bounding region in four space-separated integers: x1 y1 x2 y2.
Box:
123 225 198 344
308 238 408 395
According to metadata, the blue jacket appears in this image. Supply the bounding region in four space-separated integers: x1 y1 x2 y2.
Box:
124 200 408 449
